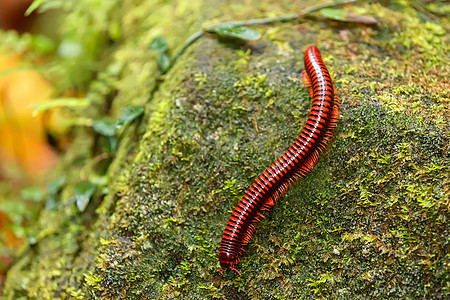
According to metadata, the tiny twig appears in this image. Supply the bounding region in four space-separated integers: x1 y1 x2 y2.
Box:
80 152 110 180
298 0 356 16
410 0 437 19
165 0 357 73
167 30 203 72
206 13 300 28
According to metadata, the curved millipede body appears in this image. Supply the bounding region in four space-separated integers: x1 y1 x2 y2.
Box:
218 46 341 275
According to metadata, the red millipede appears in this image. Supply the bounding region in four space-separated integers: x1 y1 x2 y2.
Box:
218 46 341 275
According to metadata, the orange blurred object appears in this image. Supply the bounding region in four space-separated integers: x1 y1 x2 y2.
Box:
0 212 23 249
0 50 59 179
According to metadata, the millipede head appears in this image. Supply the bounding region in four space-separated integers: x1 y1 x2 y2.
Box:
219 252 236 268
219 251 242 275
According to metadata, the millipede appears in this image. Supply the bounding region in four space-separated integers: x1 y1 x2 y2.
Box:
218 46 341 275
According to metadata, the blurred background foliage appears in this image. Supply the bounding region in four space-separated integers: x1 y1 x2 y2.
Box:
0 0 119 290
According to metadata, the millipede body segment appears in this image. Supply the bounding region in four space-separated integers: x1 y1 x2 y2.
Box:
218 46 341 275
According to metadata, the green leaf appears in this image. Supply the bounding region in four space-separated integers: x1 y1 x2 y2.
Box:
107 136 117 153
31 98 89 117
319 8 347 21
345 13 378 24
46 195 57 211
25 0 48 16
91 175 109 188
149 36 168 52
0 202 26 224
207 24 261 41
75 181 96 212
21 186 44 202
25 0 64 16
115 105 144 129
46 177 66 195
93 118 115 136
91 175 110 195
319 8 377 24
30 34 55 54
157 53 171 72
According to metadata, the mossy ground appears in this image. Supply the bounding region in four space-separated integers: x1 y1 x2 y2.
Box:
3 0 449 299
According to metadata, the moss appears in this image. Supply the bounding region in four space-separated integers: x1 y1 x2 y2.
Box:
4 0 449 299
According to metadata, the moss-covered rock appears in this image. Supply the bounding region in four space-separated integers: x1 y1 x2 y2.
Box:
4 0 449 299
